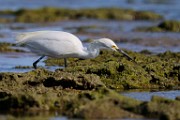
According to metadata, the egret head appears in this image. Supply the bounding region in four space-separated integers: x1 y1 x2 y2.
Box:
95 38 135 62
95 38 119 51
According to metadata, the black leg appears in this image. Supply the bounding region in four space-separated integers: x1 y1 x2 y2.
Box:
64 58 67 68
33 55 45 69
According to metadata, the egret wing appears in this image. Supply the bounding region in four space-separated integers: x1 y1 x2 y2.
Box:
16 31 84 58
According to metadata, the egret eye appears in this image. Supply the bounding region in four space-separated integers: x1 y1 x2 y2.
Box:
111 45 118 49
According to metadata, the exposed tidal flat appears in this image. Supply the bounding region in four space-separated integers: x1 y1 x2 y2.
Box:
0 50 180 120
0 5 180 120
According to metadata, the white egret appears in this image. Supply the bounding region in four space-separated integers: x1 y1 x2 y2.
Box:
16 31 134 69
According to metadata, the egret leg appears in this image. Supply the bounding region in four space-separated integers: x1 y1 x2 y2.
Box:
33 55 45 69
64 58 67 68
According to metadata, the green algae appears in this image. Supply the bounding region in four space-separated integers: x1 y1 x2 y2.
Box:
140 50 153 55
135 20 180 32
0 10 14 23
0 68 180 119
45 50 180 90
158 20 180 32
0 7 163 23
0 42 24 52
0 69 142 119
14 66 32 69
134 26 163 32
0 18 11 23
139 96 180 120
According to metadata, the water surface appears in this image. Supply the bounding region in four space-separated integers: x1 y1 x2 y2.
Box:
0 0 180 20
121 90 180 101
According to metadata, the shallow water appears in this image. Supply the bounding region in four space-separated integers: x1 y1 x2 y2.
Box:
1 19 180 72
0 0 180 20
0 52 63 72
0 114 68 120
121 90 180 101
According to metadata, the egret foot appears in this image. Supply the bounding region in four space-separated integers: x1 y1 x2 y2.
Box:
64 58 67 68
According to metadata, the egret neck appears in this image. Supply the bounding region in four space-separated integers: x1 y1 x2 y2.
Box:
78 42 103 59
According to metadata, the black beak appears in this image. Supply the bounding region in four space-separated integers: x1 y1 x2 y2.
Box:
118 49 136 62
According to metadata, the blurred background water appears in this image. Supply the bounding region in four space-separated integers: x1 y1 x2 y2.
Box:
0 0 180 20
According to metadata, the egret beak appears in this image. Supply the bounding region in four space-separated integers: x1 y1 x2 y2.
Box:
117 49 136 62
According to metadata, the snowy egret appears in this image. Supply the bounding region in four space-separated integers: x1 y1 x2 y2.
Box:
16 31 134 69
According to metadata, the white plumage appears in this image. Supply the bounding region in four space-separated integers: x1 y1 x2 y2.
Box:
16 31 85 58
